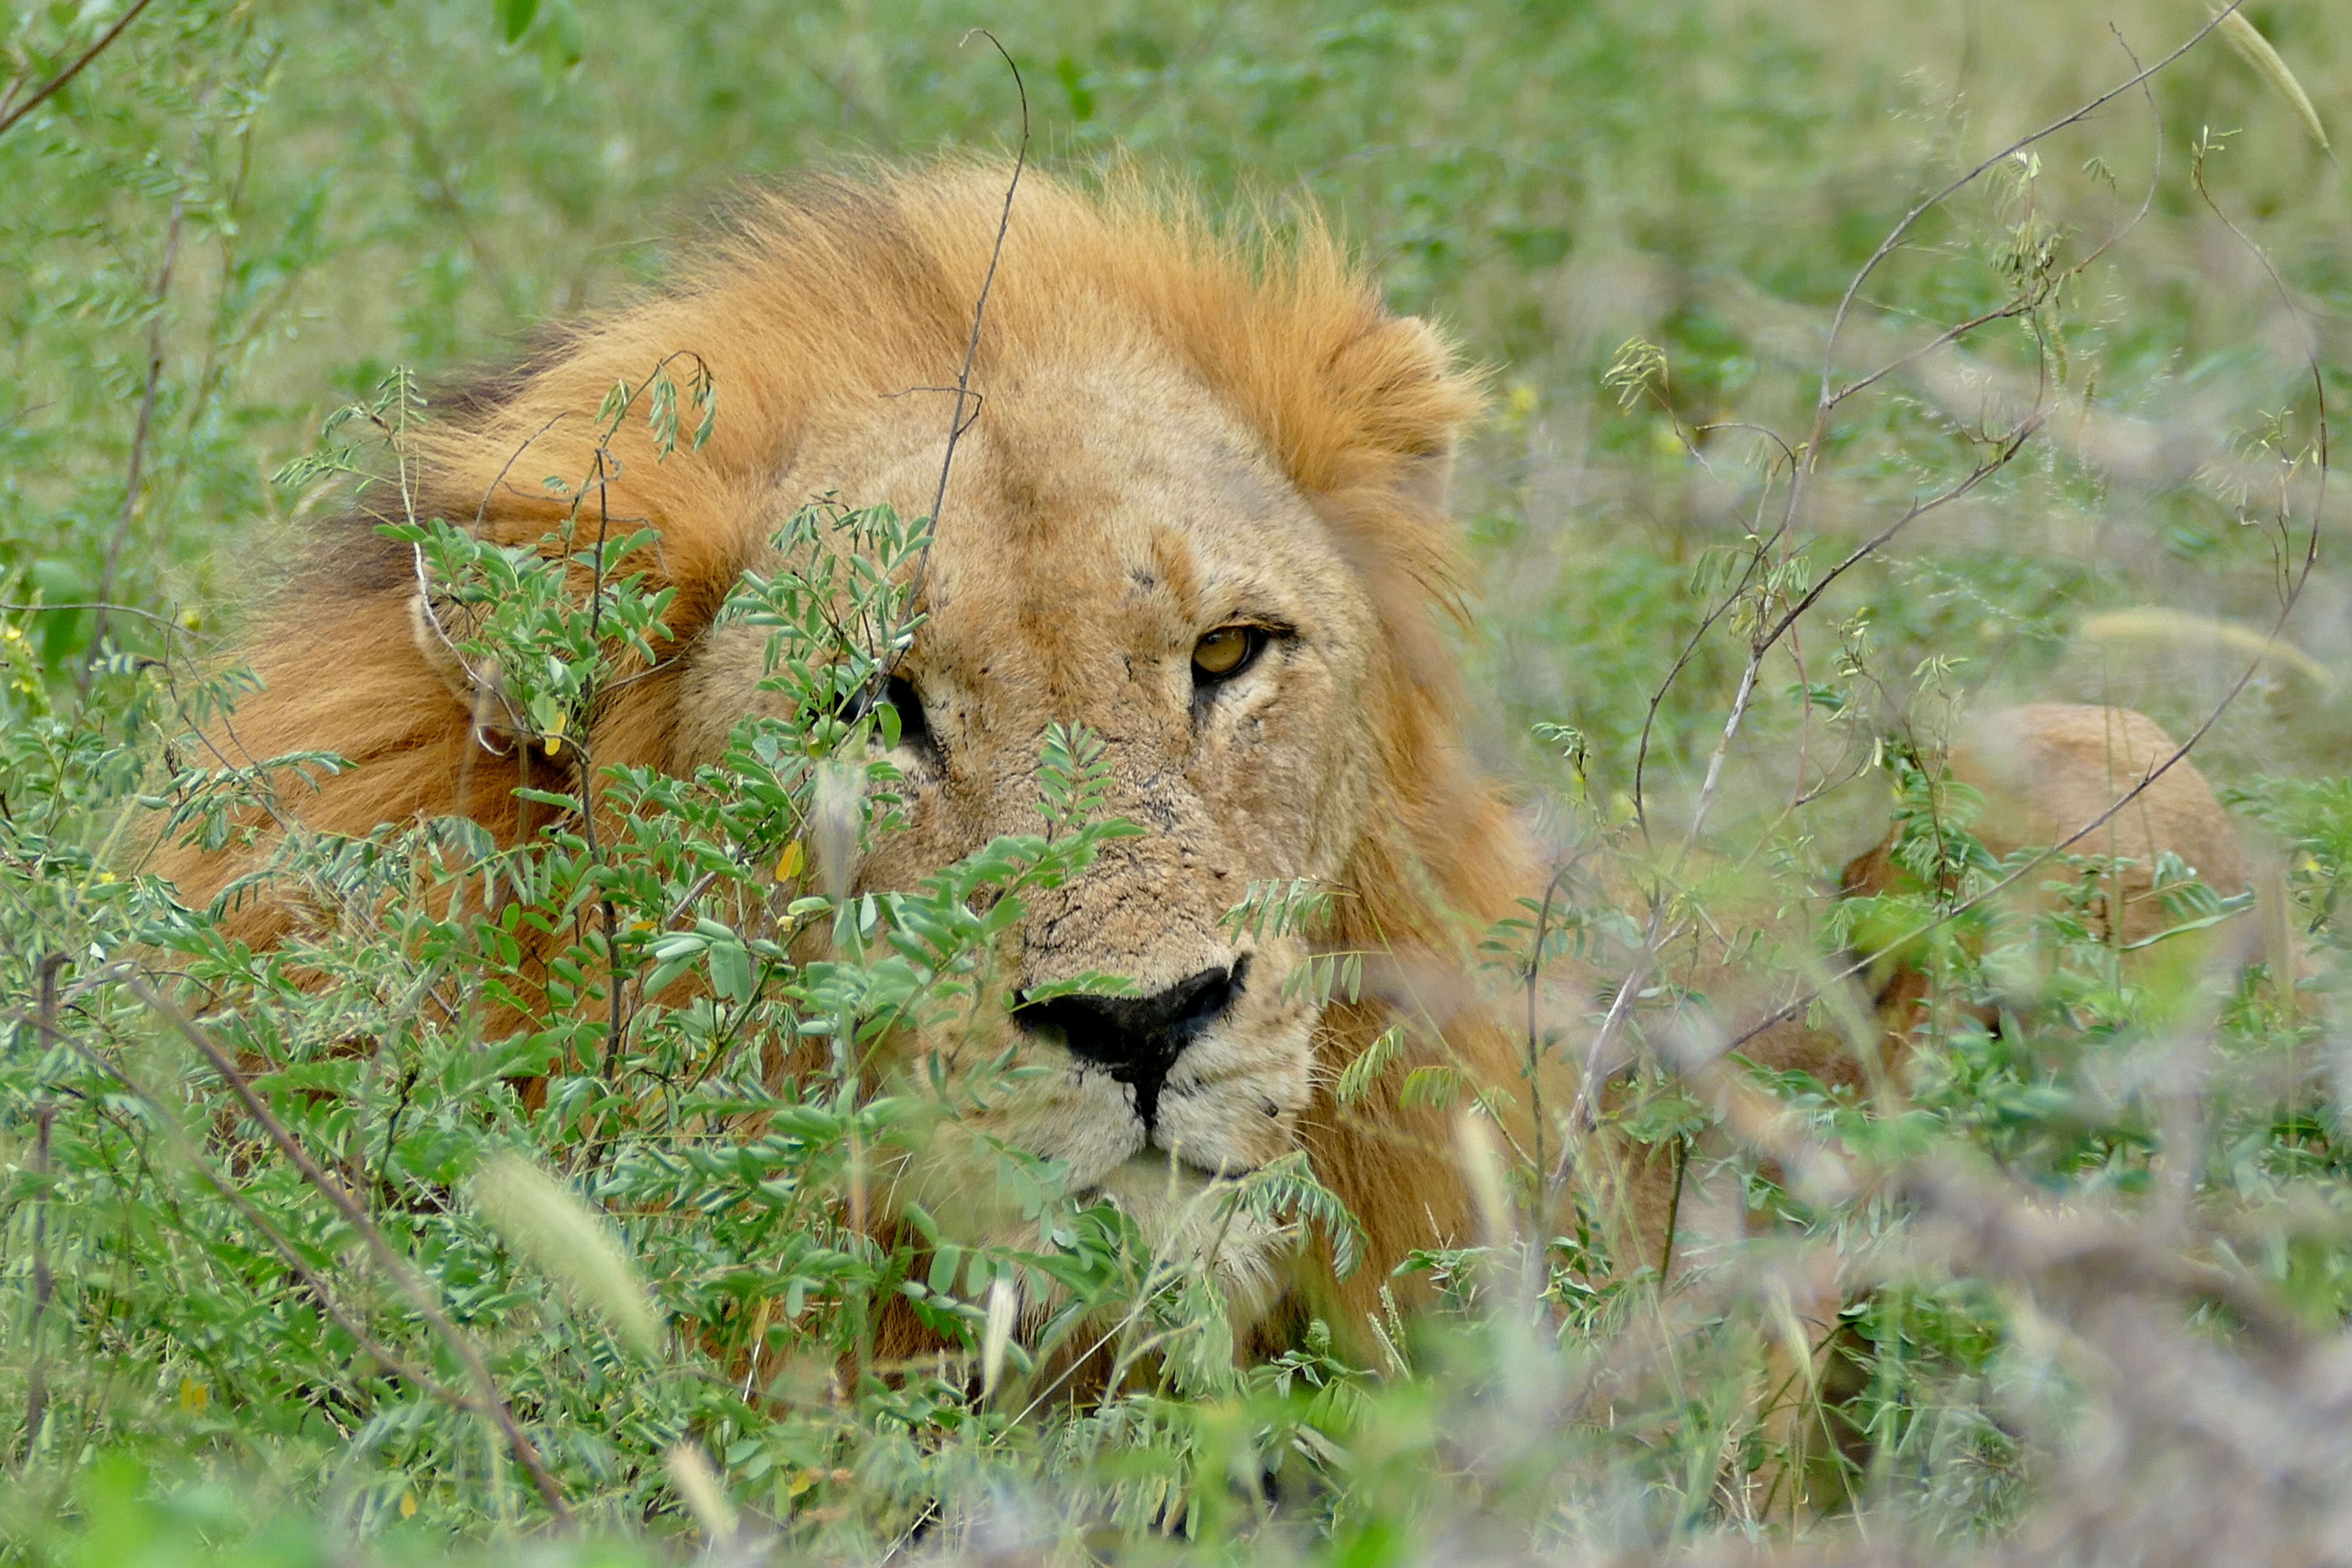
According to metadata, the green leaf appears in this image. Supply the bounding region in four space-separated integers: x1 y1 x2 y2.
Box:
494 0 538 43
707 936 754 1003
1336 1026 1405 1108
1054 55 1095 121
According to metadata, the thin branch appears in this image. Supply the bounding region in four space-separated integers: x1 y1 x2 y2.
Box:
884 31 1028 689
87 193 185 681
18 956 65 1466
1553 426 2040 1204
8 990 480 1421
1776 4 2244 552
0 600 207 643
1620 36 2168 846
0 0 158 139
1704 43 2330 1079
1629 540 1770 843
1825 37 2164 416
1567 12 2307 1184
1759 422 2040 660
2190 127 2328 557
1807 3 2242 453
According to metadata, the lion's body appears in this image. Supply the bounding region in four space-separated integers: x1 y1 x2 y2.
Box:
159 163 1537 1351
1666 704 2255 1514
1841 703 2254 1045
1942 702 2248 931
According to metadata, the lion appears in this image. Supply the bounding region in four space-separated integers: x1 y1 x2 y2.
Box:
1840 702 2256 1047
156 160 1546 1363
1561 703 2257 1515
154 157 2265 1420
1719 701 2258 1511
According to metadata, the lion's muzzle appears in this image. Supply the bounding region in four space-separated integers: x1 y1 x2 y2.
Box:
1012 958 1248 1129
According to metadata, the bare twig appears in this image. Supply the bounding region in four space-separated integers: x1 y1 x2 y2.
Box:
1825 37 2163 417
1623 27 2177 845
0 0 158 139
1567 9 2324 1168
2189 120 2328 562
87 193 185 682
0 600 205 642
1551 427 2038 1205
1798 3 2247 490
19 1096 53 1464
1703 47 2329 1077
1627 20 2174 841
884 31 1028 689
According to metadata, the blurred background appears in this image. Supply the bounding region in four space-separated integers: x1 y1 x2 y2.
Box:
5 0 2346 868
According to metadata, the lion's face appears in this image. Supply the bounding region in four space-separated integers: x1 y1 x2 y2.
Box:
677 352 1385 1225
172 167 1509 1341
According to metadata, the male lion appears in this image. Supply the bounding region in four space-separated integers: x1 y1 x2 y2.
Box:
159 162 1541 1356
157 160 2263 1396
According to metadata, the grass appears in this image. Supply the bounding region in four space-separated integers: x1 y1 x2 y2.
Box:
3 0 2350 1561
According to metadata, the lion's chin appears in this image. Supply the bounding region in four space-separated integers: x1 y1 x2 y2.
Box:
893 1068 1305 1325
1087 1154 1296 1320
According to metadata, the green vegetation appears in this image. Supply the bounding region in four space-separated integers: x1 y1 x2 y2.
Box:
3 0 2349 1561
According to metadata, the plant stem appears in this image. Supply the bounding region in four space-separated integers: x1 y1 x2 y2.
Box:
0 0 159 139
86 193 184 686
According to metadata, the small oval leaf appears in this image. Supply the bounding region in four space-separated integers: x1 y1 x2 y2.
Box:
495 0 538 44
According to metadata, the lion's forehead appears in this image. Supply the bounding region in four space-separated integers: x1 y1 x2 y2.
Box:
784 356 1368 678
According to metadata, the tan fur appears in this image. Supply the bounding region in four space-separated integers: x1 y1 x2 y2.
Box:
1758 702 2252 1512
1843 703 2251 1042
156 162 1535 1357
150 157 2259 1414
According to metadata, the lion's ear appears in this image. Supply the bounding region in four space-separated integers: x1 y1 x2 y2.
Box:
407 588 524 750
1368 314 1473 516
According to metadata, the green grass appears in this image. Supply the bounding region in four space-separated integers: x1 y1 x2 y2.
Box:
4 0 2352 1560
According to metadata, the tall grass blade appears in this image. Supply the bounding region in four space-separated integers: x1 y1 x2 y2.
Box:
471 1154 663 1357
2211 8 2334 158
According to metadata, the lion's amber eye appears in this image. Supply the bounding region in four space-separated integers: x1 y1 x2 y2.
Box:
1191 625 1264 686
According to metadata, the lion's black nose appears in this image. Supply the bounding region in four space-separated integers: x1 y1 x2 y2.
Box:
1014 958 1246 1127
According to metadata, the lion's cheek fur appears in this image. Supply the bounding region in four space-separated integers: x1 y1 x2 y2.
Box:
1152 976 1318 1175
877 1071 1301 1333
1093 1160 1295 1320
885 1072 1150 1225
